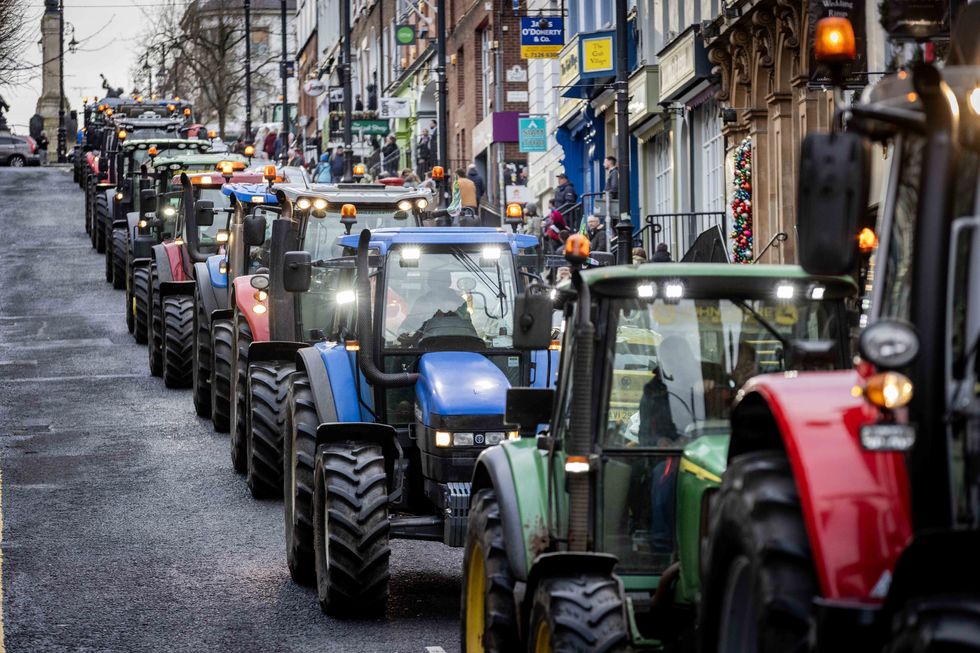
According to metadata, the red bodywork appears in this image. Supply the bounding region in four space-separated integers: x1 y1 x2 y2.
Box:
740 370 912 601
232 275 269 342
161 241 190 281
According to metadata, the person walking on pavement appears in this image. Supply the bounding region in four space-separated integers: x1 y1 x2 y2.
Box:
263 130 277 159
632 247 648 264
586 215 607 252
554 173 577 210
652 242 672 262
381 136 400 176
604 156 619 200
544 198 569 252
38 132 49 166
416 129 432 175
329 146 346 181
466 164 485 200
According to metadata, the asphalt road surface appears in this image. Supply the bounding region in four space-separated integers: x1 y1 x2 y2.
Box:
0 167 462 652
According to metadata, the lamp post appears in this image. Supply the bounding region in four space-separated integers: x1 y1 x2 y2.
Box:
244 0 253 142
340 0 353 180
613 0 632 264
279 0 289 162
435 0 449 206
57 0 66 163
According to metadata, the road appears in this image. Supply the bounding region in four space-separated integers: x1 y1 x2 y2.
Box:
0 167 462 652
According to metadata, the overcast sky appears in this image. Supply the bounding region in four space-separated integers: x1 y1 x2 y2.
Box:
3 0 163 133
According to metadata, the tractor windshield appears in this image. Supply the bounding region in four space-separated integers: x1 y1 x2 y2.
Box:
382 245 516 350
194 187 231 249
332 206 413 229
601 294 843 448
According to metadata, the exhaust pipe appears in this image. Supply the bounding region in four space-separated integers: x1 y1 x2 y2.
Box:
567 273 593 552
355 229 419 387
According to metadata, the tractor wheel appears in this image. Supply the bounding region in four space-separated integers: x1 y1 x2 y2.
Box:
162 295 194 389
104 235 114 283
94 197 109 254
192 295 212 418
111 228 127 290
132 265 150 345
147 265 163 377
699 452 816 653
210 319 234 432
283 372 318 585
887 598 980 652
229 313 252 473
84 186 92 236
527 574 629 653
245 361 293 499
461 489 519 653
313 441 391 616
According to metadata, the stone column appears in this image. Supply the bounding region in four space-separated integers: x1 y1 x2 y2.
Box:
767 91 795 262
35 1 63 140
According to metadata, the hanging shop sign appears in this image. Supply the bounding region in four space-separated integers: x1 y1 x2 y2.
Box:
379 97 412 119
352 119 389 135
579 31 615 78
395 24 416 46
303 79 326 97
807 0 868 89
520 17 564 59
518 116 547 153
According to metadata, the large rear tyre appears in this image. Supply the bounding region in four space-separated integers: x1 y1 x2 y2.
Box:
313 442 391 616
192 295 212 418
887 598 980 652
94 197 109 254
111 228 127 290
283 372 318 585
461 489 519 653
104 235 114 282
246 361 293 499
147 265 163 377
132 265 150 345
700 452 816 653
229 313 252 473
210 319 234 432
162 295 194 388
528 575 629 653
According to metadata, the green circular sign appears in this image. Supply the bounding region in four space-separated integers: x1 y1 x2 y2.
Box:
395 25 415 45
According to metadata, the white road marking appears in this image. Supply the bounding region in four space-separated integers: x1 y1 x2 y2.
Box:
424 648 447 653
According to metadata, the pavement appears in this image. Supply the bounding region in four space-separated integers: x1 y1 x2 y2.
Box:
0 167 462 652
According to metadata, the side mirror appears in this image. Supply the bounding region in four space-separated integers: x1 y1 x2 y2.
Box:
282 250 312 292
858 319 919 370
98 158 108 174
513 292 554 351
505 388 555 436
195 200 215 227
140 188 157 212
243 214 267 246
797 132 870 275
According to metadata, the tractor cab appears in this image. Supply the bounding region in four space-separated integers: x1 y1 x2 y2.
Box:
114 138 211 219
461 238 856 650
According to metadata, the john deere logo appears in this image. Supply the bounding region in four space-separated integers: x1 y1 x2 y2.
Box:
395 24 416 46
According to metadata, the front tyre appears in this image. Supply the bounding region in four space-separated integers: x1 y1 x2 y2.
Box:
461 489 519 653
132 265 150 345
229 313 252 473
245 361 293 499
528 575 629 653
210 319 234 432
283 372 318 586
162 295 194 388
147 265 163 377
313 442 391 616
111 228 127 290
700 452 816 653
192 294 212 418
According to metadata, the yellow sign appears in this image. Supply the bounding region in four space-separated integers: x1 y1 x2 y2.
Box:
581 35 614 75
521 45 561 59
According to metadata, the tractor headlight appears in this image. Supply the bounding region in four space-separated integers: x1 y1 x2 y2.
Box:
398 200 412 211
453 432 475 446
416 198 428 210
252 303 267 315
115 192 124 201
435 431 452 447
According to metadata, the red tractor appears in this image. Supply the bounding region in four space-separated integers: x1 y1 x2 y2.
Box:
700 9 980 651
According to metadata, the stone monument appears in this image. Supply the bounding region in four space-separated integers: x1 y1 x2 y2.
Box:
35 0 68 143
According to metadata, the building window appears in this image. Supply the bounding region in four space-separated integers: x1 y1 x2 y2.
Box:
653 130 673 215
456 47 465 108
699 99 724 211
480 29 492 118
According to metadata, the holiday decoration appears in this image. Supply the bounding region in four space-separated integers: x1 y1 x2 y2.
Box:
730 138 753 263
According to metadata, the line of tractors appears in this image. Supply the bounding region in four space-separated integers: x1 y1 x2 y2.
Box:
69 8 980 651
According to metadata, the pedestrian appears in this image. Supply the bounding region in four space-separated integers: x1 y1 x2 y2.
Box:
466 164 485 199
329 146 346 181
522 201 542 238
586 215 607 252
652 242 672 262
416 129 432 175
287 148 304 166
313 153 332 183
355 94 364 111
37 132 49 166
455 167 478 211
401 168 421 187
381 136 400 176
419 171 437 192
604 156 619 200
263 130 277 159
543 198 568 252
428 120 438 158
632 247 647 264
554 173 578 210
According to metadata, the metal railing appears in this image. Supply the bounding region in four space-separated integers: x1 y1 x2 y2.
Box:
644 211 727 260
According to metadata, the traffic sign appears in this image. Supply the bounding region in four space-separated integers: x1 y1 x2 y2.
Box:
395 24 416 46
520 17 564 59
518 117 547 152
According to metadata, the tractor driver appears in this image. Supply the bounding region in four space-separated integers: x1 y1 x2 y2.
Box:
391 268 474 345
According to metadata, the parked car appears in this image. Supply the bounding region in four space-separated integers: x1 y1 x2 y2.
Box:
0 134 40 166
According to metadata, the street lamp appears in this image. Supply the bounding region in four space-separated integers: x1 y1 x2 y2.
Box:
57 0 66 163
244 0 252 142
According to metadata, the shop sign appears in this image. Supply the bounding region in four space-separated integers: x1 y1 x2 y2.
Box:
352 119 389 135
395 24 416 46
579 32 615 78
379 97 412 118
807 0 868 89
518 117 547 153
520 17 564 59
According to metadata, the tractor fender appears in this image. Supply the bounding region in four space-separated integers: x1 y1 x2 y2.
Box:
310 341 371 423
193 261 226 325
295 345 338 423
126 211 140 233
248 340 304 366
471 444 532 582
231 275 269 341
315 422 402 495
131 257 152 271
730 370 912 602
159 280 195 299
204 255 228 289
151 244 174 283
521 552 621 636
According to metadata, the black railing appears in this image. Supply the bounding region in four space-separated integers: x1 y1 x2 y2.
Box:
644 211 727 260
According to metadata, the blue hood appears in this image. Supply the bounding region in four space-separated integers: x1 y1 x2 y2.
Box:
415 352 509 424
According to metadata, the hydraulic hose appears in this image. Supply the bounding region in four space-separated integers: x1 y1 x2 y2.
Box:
355 229 419 387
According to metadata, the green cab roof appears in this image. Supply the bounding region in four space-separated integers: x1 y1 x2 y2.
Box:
152 152 247 168
123 138 206 151
580 263 856 299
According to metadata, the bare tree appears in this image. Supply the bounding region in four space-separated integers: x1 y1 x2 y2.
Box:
0 0 32 87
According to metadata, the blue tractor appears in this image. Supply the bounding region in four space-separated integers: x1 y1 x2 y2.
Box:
278 226 556 615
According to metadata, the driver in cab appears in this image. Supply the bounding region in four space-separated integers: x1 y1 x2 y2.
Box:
389 269 474 344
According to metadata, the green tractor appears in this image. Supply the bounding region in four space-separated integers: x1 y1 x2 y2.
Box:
460 242 856 651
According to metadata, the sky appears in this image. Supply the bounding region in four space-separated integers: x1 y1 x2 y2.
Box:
3 0 164 133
